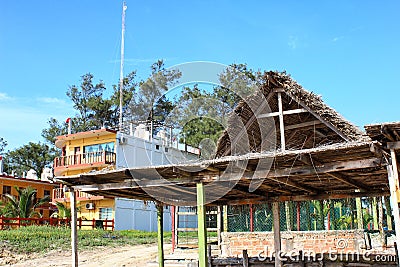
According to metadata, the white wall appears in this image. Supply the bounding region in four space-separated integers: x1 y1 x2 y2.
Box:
114 198 171 231
115 133 199 169
113 132 198 231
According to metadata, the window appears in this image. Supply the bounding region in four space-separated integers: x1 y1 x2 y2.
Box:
99 208 113 220
84 142 115 154
2 185 11 195
44 190 51 198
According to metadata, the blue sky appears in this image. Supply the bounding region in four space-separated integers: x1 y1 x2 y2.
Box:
0 0 399 150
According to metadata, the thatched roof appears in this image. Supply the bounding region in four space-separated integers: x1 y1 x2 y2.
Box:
365 122 400 144
216 71 368 157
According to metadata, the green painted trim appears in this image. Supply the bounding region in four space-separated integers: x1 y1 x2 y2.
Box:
197 183 207 267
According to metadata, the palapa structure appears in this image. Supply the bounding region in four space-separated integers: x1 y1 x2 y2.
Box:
57 71 400 267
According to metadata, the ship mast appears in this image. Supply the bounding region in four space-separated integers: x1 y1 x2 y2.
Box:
119 1 127 131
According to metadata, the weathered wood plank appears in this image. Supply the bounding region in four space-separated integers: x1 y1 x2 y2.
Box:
278 92 286 151
257 108 307 119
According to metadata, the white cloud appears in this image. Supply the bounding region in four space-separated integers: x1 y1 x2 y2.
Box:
332 36 344 42
0 92 12 101
37 97 67 105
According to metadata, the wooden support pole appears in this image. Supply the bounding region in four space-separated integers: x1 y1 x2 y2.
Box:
378 197 385 247
372 197 378 230
243 249 249 267
385 196 393 230
387 149 400 266
70 189 78 267
277 92 286 151
197 182 207 267
217 206 222 248
249 204 254 232
157 204 164 267
272 202 281 267
356 196 363 230
223 205 228 232
171 206 175 253
297 202 301 231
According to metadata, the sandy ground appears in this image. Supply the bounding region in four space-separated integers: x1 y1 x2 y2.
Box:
1 244 172 267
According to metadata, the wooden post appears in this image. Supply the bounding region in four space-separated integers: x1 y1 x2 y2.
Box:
372 197 378 230
175 206 179 248
277 92 286 151
356 196 363 230
378 197 385 247
197 182 207 267
223 205 228 232
171 206 175 253
243 249 249 267
217 206 222 248
70 188 78 267
387 149 400 266
296 202 301 231
272 202 281 267
207 244 212 267
385 196 393 230
249 204 254 232
157 204 164 267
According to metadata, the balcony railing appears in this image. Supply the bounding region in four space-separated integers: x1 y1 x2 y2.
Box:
52 188 104 201
54 151 116 169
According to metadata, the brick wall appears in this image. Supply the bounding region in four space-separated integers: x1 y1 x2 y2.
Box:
221 230 366 257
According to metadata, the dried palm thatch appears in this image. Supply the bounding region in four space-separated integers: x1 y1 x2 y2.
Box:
216 71 369 157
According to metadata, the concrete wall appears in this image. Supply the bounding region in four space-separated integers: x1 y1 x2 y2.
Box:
114 198 172 231
220 230 395 258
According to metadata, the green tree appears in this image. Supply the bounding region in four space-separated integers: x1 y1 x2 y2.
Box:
169 84 224 151
128 60 181 124
169 64 260 152
5 142 56 175
0 137 7 154
51 202 72 219
311 200 331 230
42 71 137 144
1 186 50 218
214 63 260 120
66 73 107 131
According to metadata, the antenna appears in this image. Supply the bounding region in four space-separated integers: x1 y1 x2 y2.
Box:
119 1 127 131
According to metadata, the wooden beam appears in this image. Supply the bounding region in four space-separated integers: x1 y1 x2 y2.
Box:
222 92 275 157
272 202 281 267
277 92 286 151
157 203 164 267
70 189 78 267
387 141 400 150
284 91 350 141
267 157 382 178
284 120 323 131
197 183 207 267
257 108 307 119
327 172 369 191
272 190 389 202
264 176 317 193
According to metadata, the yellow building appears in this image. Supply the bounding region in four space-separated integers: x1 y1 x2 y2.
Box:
0 174 56 218
53 128 117 222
